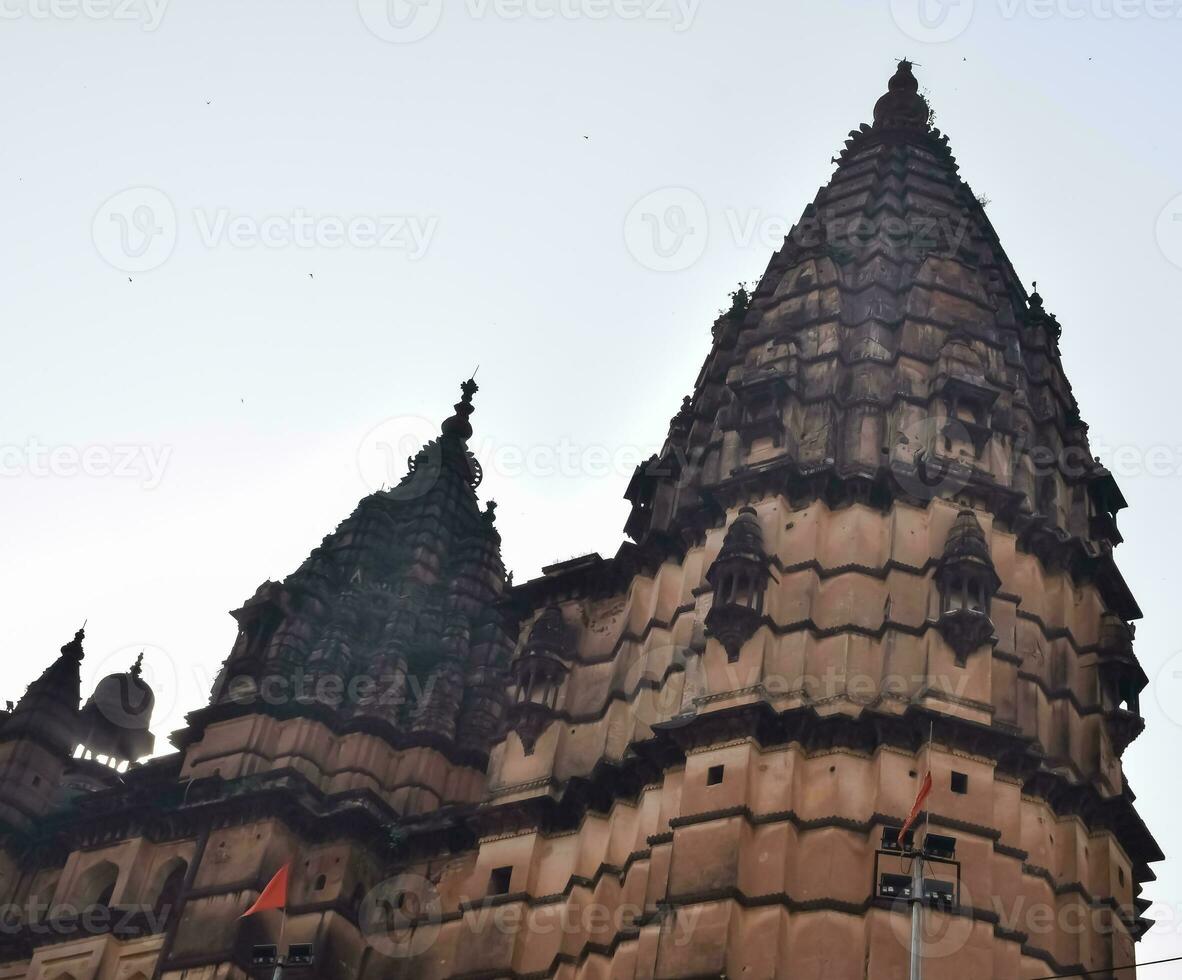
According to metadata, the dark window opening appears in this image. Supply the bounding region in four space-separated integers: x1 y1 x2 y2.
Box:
154 862 188 923
313 874 327 891
707 764 725 786
951 771 968 794
488 866 513 896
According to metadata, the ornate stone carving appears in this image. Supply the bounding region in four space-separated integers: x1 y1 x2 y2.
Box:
935 508 1001 663
704 507 770 662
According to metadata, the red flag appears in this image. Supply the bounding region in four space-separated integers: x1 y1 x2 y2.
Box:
241 863 290 917
897 771 933 846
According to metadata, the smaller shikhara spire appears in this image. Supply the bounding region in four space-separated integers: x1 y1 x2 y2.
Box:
872 59 932 132
1 627 87 755
209 373 513 759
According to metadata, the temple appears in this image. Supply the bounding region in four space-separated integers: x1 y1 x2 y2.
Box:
0 61 1160 980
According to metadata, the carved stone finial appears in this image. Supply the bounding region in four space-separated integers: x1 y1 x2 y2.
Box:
872 60 931 132
441 377 479 441
1029 281 1044 310
60 627 86 662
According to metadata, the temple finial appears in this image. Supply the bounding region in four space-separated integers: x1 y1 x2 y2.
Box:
441 376 480 441
131 651 145 679
61 626 86 661
872 59 931 132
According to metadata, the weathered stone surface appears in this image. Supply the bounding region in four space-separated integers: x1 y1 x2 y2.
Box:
0 62 1158 980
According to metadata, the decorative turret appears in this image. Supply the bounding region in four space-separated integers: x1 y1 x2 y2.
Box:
78 652 156 764
935 509 1001 662
704 507 771 662
1096 612 1146 754
507 606 571 754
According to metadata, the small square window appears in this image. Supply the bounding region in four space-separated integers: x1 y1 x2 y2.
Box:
951 771 968 794
707 765 725 786
488 866 513 896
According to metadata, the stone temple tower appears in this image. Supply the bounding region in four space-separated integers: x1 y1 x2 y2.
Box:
0 61 1159 980
379 60 1159 978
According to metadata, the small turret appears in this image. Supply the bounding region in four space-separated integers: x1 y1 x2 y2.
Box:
705 507 772 662
935 509 1001 662
507 606 571 754
79 652 156 765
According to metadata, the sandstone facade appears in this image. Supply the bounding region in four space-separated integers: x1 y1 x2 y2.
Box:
0 62 1159 980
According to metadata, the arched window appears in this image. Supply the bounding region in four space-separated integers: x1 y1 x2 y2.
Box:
76 860 119 909
152 859 188 925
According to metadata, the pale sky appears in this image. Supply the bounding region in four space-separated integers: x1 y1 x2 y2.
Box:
3 0 1182 965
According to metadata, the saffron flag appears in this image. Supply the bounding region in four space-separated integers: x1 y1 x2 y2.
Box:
241 863 290 917
897 771 933 846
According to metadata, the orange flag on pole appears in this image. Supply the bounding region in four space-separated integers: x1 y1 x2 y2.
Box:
896 771 933 846
241 863 290 917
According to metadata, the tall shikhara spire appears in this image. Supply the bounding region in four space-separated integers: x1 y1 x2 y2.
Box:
472 61 1158 979
626 60 1134 622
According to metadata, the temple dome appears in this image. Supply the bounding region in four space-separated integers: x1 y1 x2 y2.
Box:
79 654 155 763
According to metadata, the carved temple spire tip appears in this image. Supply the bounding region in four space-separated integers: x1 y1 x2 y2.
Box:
441 375 480 441
60 626 86 660
872 58 931 133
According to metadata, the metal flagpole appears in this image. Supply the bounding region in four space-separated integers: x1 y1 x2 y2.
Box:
909 720 935 980
271 908 288 980
909 847 923 980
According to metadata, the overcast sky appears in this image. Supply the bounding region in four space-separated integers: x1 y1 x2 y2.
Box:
3 0 1182 965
